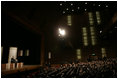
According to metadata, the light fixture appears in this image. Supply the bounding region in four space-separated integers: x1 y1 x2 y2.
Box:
100 30 102 33
72 9 74 11
93 4 95 6
98 4 101 7
66 8 69 10
71 3 73 6
63 11 65 14
58 28 66 36
78 7 80 9
106 5 108 7
85 2 87 4
60 3 62 6
85 9 87 11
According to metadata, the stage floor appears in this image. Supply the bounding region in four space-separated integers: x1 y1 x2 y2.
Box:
1 65 41 77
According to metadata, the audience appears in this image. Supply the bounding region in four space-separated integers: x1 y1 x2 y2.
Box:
25 58 117 78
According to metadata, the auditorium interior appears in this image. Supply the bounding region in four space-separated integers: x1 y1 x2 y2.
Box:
1 1 117 78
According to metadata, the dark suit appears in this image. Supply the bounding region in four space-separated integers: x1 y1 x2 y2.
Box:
11 58 18 68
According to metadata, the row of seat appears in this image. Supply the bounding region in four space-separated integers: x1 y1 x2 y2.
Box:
26 58 116 78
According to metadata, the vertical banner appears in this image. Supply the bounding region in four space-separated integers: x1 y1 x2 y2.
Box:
76 49 81 60
25 50 29 56
18 50 23 56
48 52 51 59
1 47 3 60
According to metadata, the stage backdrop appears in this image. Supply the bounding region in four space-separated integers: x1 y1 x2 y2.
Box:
8 47 17 63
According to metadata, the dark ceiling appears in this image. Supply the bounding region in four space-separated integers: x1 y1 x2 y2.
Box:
1 1 117 51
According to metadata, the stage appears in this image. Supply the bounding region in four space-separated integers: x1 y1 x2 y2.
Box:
2 64 41 77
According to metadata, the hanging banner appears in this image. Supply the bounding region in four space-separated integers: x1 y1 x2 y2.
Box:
18 50 23 56
25 50 29 56
1 47 3 60
48 52 51 59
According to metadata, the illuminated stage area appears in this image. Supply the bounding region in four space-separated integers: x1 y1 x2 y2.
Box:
1 1 117 78
2 65 41 77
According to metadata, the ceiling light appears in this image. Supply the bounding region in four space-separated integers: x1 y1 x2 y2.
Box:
98 4 101 7
59 28 66 36
85 2 87 4
71 3 73 6
106 5 108 7
63 11 65 14
72 9 74 11
60 3 62 6
93 4 95 6
100 31 102 33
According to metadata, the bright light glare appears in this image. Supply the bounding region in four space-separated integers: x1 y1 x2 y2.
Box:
100 30 102 33
59 28 66 36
